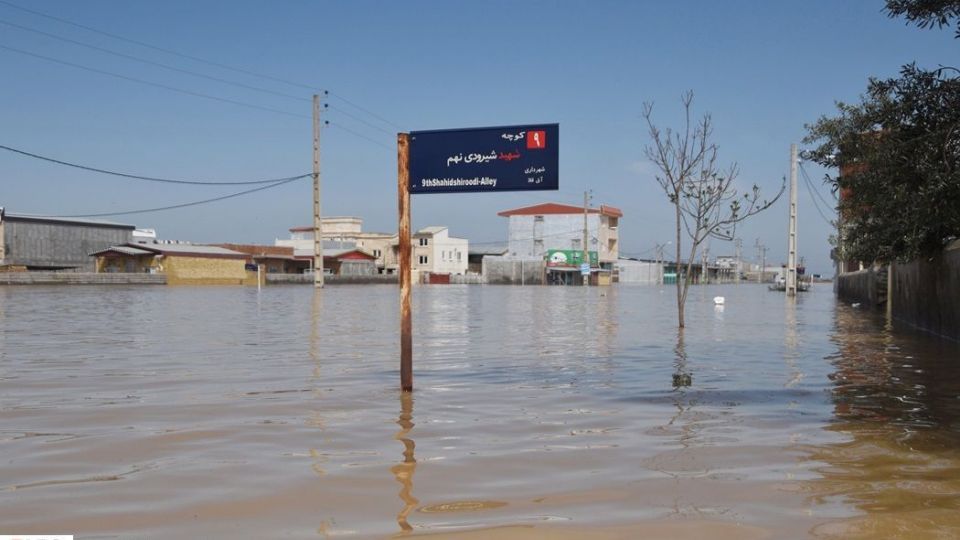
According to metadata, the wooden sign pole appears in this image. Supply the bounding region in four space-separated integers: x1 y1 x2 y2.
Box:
397 133 413 392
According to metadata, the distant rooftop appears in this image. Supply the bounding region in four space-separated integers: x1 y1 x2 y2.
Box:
1 210 135 230
497 202 623 218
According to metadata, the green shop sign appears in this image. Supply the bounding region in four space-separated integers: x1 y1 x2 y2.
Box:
545 249 598 267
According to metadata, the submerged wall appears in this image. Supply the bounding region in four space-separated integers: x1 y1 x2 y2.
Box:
890 244 960 341
836 242 960 340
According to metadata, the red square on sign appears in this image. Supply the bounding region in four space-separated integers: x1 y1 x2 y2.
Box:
526 130 546 149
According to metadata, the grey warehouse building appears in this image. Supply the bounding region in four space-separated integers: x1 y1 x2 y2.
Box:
0 209 135 272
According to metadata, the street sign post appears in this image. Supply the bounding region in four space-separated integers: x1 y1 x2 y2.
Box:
398 124 559 392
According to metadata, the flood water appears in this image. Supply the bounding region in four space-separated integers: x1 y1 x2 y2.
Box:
1 283 959 539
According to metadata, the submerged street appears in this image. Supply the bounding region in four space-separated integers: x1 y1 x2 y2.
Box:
1 284 958 538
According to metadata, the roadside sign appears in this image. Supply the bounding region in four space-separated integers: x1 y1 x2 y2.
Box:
580 263 591 275
409 124 559 194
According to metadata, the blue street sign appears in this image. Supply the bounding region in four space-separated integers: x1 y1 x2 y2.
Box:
580 263 591 275
409 124 559 194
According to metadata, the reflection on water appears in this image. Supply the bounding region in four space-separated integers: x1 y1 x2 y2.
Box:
804 306 960 538
0 284 957 538
392 392 418 534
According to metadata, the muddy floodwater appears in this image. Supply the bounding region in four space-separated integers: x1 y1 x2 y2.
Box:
1 284 959 539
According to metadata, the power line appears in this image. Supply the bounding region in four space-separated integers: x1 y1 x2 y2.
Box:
0 43 309 119
329 91 403 131
0 144 311 185
0 0 319 92
0 18 311 102
798 163 834 226
799 163 836 208
0 0 401 129
327 104 394 135
58 175 306 218
327 122 393 150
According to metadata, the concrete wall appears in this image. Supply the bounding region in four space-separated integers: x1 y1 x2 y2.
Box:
836 244 959 340
616 260 662 284
890 245 960 341
835 267 884 308
482 256 545 285
0 220 133 271
0 272 166 285
162 256 247 285
266 273 398 285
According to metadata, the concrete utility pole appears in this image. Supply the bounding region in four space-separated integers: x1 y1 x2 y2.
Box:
701 246 709 284
786 144 799 296
312 94 324 288
735 238 742 285
656 243 665 285
755 239 768 284
582 190 590 286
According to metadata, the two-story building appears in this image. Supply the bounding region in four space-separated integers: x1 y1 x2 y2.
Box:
412 226 468 281
278 217 398 274
497 202 622 283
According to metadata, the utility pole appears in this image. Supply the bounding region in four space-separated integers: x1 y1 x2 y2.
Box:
755 238 768 284
312 94 324 288
582 190 590 286
734 238 742 285
701 245 709 284
656 243 665 285
786 144 799 296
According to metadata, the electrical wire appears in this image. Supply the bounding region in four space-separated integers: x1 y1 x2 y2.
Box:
798 164 835 226
0 0 319 91
799 163 836 206
0 0 402 130
327 104 394 135
329 91 403 131
327 122 393 150
0 43 309 119
58 175 307 218
0 144 311 185
0 19 311 102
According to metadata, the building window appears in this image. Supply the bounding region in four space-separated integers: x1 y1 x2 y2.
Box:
419 237 429 246
418 255 428 265
534 215 544 222
441 250 446 260
373 249 382 258
457 251 461 261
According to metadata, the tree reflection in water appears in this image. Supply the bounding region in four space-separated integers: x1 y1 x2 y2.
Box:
805 306 960 538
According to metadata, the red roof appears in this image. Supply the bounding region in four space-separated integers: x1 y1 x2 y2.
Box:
497 202 623 218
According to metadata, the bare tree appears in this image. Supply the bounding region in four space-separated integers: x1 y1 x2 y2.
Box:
643 92 784 328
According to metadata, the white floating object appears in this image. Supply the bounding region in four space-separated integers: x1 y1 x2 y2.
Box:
713 296 725 305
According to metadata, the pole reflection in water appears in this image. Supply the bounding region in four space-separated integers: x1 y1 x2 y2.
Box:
391 391 418 534
783 296 804 389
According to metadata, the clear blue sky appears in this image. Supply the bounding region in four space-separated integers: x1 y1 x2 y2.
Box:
1 1 955 275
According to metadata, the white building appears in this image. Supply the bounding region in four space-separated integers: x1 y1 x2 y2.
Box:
277 217 398 273
413 226 468 278
497 202 623 268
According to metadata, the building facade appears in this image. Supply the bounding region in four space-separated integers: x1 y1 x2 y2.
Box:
0 211 134 271
412 226 468 279
278 217 398 273
497 202 622 283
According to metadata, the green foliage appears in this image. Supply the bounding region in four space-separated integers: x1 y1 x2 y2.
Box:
885 0 960 38
803 64 960 263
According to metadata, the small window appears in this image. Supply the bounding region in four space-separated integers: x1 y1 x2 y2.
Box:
457 251 462 261
418 255 428 265
419 237 429 246
534 215 544 222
